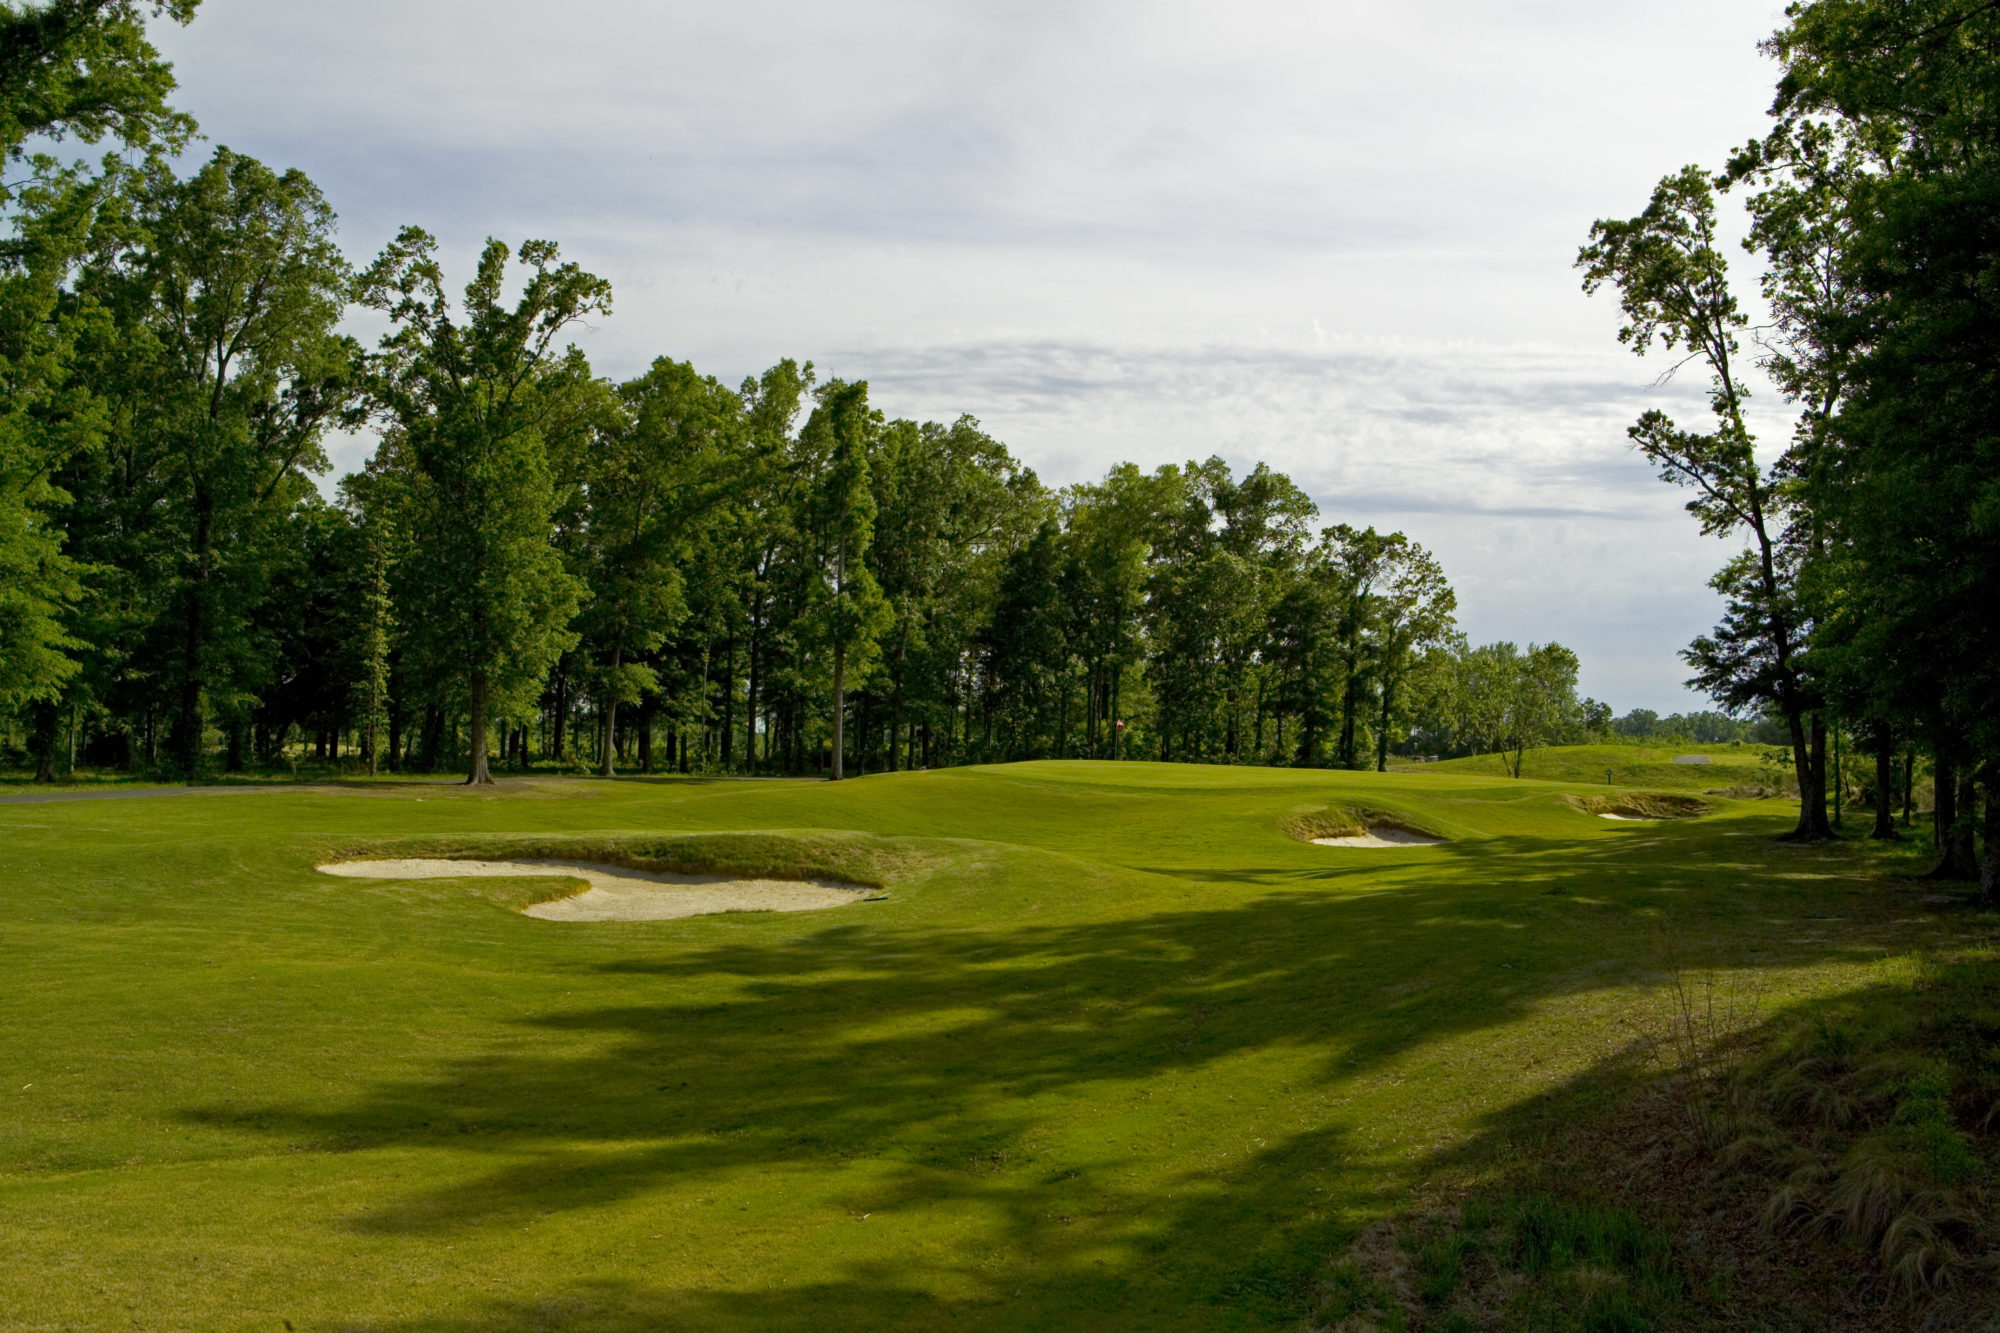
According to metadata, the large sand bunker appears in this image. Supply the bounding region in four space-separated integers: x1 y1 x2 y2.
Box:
1565 793 1711 822
1284 806 1447 849
1310 826 1446 849
316 858 870 921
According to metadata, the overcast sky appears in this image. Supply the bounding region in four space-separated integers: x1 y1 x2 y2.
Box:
154 0 1793 712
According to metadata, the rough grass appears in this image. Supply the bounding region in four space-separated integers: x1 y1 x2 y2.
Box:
1309 1195 1687 1332
0 755 1988 1331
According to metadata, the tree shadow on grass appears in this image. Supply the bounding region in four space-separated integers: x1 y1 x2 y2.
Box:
182 822 1940 1331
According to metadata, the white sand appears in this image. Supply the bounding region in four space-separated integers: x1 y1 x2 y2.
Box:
315 858 870 921
1598 813 1658 821
1311 827 1445 848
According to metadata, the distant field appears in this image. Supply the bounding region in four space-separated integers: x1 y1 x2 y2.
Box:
1410 741 1791 793
0 759 1973 1330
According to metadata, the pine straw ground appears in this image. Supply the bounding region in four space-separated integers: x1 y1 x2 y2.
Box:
1307 942 2000 1333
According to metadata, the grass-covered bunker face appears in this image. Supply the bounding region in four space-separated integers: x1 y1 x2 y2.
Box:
1282 804 1446 847
1565 792 1712 821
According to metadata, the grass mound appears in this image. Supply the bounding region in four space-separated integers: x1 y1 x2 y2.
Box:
1564 793 1712 821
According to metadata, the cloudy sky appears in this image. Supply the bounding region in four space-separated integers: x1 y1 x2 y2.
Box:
155 0 1793 711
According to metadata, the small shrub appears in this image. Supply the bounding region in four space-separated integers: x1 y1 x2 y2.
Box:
1314 1197 1683 1333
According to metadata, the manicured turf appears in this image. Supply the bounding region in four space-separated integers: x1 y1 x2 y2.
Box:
1416 742 1788 792
0 761 1953 1330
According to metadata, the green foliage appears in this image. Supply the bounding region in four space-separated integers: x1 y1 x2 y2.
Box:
1579 155 1826 838
0 0 200 172
358 230 604 782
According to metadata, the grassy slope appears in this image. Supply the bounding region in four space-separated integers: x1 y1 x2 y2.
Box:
0 761 1963 1331
1414 742 1788 793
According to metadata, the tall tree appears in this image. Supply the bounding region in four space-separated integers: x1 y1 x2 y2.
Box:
571 358 738 776
1370 536 1456 772
1768 0 2000 888
84 148 358 773
797 379 888 781
359 230 603 784
1580 167 1831 839
3 0 200 744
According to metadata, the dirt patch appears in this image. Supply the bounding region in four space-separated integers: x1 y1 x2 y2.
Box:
1566 793 1711 821
317 858 871 921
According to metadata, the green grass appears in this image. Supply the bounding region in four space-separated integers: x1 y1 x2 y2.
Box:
0 759 1974 1330
1415 742 1789 793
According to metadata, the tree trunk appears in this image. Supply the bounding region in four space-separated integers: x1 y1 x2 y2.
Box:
832 643 846 781
1980 769 2000 907
31 700 59 783
1780 707 1832 841
171 494 218 778
1338 668 1359 770
601 647 621 778
551 670 568 762
720 637 736 769
1376 675 1396 773
1869 723 1897 840
1948 771 1979 878
1928 755 1978 879
744 586 763 775
466 672 493 784
889 625 907 773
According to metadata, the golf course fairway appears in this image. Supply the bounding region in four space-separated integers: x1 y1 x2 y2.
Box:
0 761 1965 1330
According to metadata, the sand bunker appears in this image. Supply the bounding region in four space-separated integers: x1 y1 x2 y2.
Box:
316 858 870 921
1565 792 1711 821
1311 827 1446 849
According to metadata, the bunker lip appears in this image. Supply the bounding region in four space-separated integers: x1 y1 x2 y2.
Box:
1310 825 1446 849
1564 792 1711 821
315 857 870 921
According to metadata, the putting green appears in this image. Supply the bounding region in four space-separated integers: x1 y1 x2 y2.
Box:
0 760 1948 1330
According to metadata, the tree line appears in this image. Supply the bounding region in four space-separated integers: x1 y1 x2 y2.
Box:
1 2 1595 786
1579 0 2000 891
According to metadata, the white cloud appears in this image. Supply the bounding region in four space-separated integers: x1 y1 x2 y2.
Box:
156 0 1796 710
